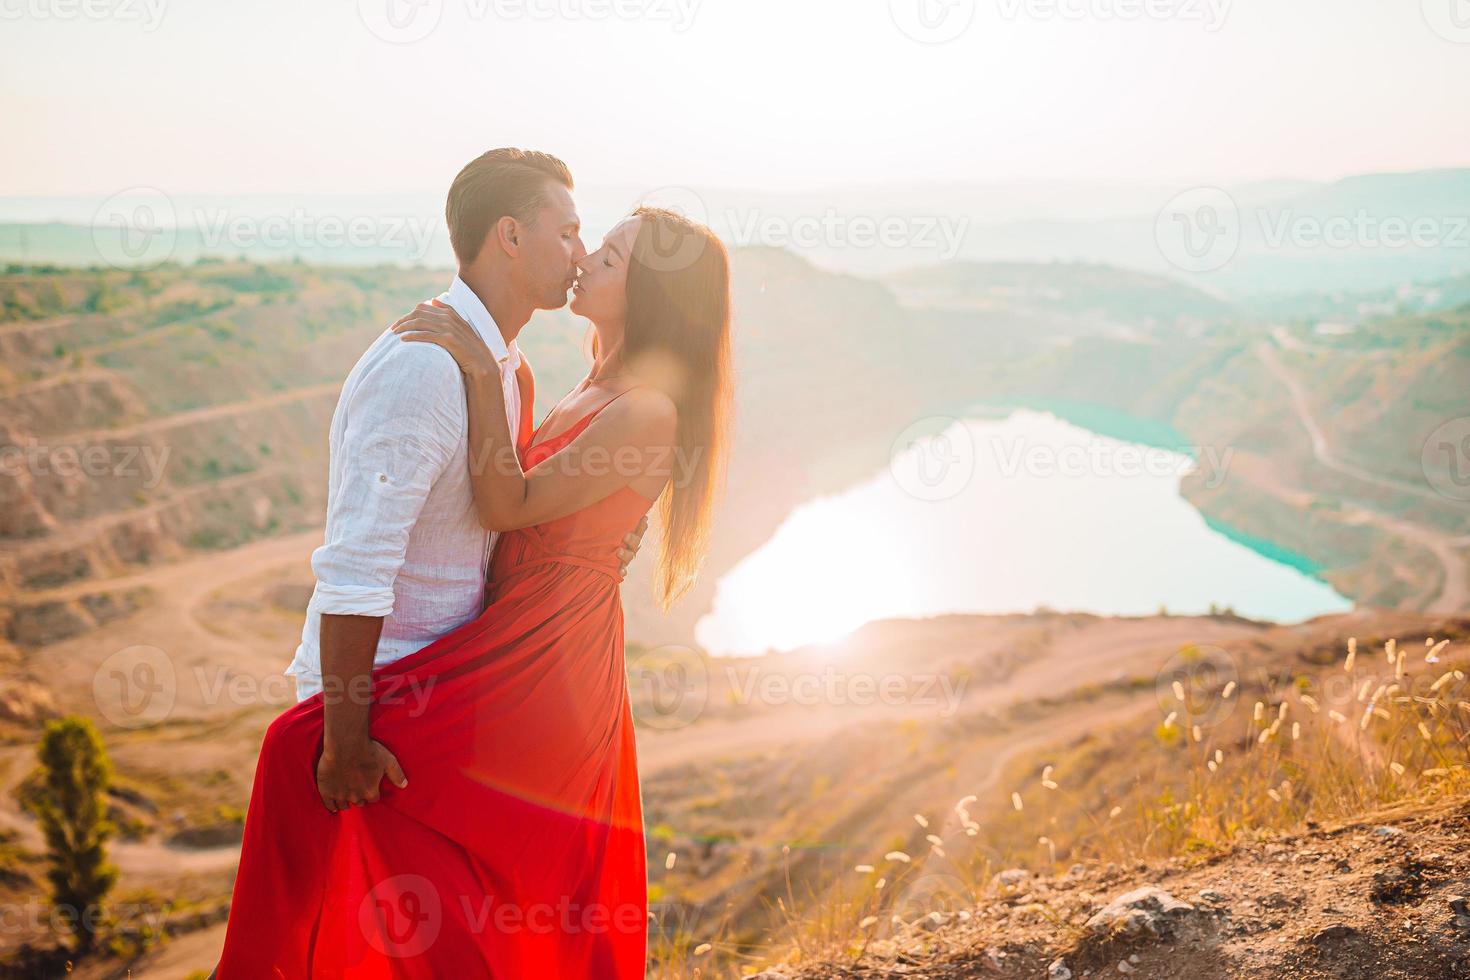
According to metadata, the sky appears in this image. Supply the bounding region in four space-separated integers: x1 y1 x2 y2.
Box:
2 0 1469 197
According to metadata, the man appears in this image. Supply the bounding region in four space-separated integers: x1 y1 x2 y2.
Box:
283 148 646 813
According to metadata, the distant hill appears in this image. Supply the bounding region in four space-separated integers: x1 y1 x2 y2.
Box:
4 167 1468 297
885 260 1234 326
1285 168 1470 220
942 168 1470 298
0 220 455 271
1240 271 1470 322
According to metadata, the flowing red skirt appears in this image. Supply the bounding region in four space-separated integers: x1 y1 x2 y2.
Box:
214 501 651 978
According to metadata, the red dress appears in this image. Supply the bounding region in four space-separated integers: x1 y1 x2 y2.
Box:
215 394 652 979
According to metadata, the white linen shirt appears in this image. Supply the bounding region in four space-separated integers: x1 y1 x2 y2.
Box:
285 276 522 693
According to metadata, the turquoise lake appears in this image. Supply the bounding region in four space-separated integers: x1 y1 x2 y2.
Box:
695 409 1352 656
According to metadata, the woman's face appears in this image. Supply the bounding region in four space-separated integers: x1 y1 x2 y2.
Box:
569 215 642 324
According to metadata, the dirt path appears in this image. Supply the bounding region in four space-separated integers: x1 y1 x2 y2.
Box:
922 691 1158 849
1255 342 1451 506
635 616 1258 777
1254 341 1469 613
3 531 326 888
0 464 303 565
0 744 245 878
50 380 341 445
22 528 319 633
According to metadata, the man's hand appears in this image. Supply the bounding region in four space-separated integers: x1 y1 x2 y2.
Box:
616 516 650 580
316 738 408 813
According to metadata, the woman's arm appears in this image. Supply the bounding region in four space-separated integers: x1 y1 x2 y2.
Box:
391 303 677 531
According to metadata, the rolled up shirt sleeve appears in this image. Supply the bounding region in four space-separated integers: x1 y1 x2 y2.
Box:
309 342 466 619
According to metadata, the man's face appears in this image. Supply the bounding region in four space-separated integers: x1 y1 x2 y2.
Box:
518 181 585 310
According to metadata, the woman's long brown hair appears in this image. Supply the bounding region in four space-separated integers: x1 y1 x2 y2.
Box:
622 205 733 609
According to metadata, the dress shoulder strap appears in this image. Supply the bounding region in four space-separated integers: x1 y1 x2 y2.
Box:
585 384 640 423
569 384 642 433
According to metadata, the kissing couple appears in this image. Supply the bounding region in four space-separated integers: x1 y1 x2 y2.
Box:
211 147 733 978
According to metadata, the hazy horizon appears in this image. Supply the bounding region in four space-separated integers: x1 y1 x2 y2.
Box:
4 168 1469 204
2 165 1468 209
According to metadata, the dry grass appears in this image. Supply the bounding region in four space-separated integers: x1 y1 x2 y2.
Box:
1003 635 1470 864
703 634 1470 979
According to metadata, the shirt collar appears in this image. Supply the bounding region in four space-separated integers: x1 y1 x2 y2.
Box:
437 275 521 371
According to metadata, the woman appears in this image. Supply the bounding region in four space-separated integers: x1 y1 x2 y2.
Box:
213 206 732 978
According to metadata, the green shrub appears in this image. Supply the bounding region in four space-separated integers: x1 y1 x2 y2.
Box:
34 716 119 953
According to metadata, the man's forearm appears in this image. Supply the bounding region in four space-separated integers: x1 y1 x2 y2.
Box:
319 613 384 754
